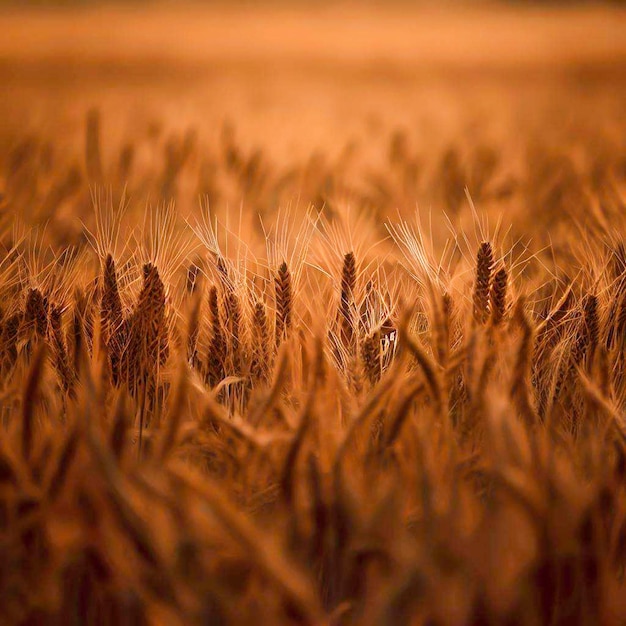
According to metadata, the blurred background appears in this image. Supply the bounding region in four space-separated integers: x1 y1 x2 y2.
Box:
2 0 623 149
1 0 625 245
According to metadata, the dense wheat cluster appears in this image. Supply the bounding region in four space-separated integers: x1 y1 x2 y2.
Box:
1 9 626 618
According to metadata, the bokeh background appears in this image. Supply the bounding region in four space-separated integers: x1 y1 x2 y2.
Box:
1 0 625 248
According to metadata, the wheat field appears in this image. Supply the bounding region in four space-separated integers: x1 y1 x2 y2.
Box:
1 3 626 625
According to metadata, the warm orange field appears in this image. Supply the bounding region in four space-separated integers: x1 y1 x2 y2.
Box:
0 4 626 625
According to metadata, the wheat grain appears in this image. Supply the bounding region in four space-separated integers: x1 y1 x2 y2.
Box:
490 265 508 326
472 242 493 326
206 285 226 387
275 262 292 348
339 252 356 349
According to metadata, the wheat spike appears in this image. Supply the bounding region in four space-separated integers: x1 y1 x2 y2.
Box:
21 343 47 462
251 299 270 384
121 263 168 397
23 287 48 340
510 298 540 425
225 290 243 372
472 241 493 325
339 251 356 348
48 305 75 395
206 285 226 387
187 289 202 365
101 253 126 385
361 329 382 386
490 266 508 326
0 312 21 374
275 261 292 347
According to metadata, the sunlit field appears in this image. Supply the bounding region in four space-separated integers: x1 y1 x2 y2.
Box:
1 3 626 624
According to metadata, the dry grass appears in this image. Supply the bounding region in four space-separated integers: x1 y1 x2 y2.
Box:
1 5 626 625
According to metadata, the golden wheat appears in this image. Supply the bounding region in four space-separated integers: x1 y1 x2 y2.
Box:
0 74 624 626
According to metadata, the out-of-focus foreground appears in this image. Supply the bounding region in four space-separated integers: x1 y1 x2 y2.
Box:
1 4 626 625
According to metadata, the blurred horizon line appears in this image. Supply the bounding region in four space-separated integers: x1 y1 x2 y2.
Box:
2 2 625 79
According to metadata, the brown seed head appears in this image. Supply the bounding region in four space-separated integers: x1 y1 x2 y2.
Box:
473 242 493 325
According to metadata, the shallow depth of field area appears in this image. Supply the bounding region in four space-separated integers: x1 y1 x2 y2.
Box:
1 2 626 625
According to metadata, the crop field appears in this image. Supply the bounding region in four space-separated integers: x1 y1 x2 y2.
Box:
1 3 626 625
